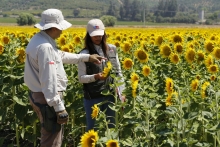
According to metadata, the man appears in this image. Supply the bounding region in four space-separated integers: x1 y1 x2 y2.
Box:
24 9 104 147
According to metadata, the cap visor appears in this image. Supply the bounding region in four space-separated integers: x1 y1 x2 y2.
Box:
89 30 104 36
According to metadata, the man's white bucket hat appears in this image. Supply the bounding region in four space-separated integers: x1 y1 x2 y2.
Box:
34 9 72 30
87 19 105 37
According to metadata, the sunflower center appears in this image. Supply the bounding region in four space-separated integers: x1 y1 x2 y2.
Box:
138 51 147 60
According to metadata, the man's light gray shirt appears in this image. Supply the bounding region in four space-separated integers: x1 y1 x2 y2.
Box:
24 31 89 111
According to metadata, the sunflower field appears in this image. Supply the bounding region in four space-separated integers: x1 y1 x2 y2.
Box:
1 26 220 147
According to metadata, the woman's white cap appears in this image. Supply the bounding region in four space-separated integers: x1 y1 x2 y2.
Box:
87 19 105 36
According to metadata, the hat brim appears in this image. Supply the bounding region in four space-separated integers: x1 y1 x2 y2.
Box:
34 20 72 30
89 30 104 37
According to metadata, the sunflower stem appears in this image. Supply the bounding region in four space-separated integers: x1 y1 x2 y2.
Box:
71 109 75 146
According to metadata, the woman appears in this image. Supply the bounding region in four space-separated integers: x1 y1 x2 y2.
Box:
77 19 125 131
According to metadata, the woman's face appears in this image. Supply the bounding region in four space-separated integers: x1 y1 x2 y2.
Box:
91 35 103 45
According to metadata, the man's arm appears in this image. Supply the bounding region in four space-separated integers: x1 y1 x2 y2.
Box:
60 51 105 64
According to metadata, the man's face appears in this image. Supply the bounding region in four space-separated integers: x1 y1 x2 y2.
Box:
53 28 62 39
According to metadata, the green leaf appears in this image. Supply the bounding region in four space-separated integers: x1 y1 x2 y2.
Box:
0 137 4 146
13 96 26 106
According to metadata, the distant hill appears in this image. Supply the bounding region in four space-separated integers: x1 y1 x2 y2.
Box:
0 0 219 18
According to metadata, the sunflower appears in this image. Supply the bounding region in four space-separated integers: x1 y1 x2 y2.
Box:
185 48 196 64
58 36 66 46
142 65 151 77
196 75 201 80
114 41 120 47
165 78 174 95
165 94 172 106
208 64 218 74
134 49 148 63
205 41 214 53
130 72 139 83
210 75 216 81
140 41 148 51
91 104 99 119
201 82 210 99
172 34 182 43
106 140 119 147
80 130 99 147
212 47 220 60
204 55 214 67
155 35 163 46
122 58 133 70
169 53 180 64
132 80 138 98
74 36 81 44
1 36 10 44
160 44 171 58
174 43 183 54
102 61 112 77
190 79 199 92
122 41 131 53
115 35 121 41
197 50 205 62
0 43 4 55
61 45 71 52
16 48 26 63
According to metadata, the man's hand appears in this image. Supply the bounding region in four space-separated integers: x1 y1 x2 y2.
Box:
56 110 69 124
94 73 107 80
89 54 106 64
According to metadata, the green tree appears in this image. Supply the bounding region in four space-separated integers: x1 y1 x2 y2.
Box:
107 1 117 17
100 15 116 27
73 8 80 17
17 13 36 26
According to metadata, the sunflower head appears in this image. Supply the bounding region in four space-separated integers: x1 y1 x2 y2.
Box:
132 80 138 98
155 35 163 46
102 61 112 77
197 50 205 63
190 79 199 92
174 43 183 54
201 82 210 99
208 64 218 74
61 45 71 52
205 41 214 53
160 44 172 58
122 58 133 70
114 41 120 47
185 48 196 64
58 36 66 46
212 47 220 60
2 36 10 44
210 75 216 81
91 104 99 119
130 72 139 83
106 140 119 147
142 65 151 77
204 55 214 67
172 34 183 43
81 130 99 147
0 43 4 55
74 36 81 44
165 78 174 95
169 53 180 64
134 49 148 63
122 41 131 53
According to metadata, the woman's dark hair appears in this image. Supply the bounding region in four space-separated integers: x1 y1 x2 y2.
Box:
84 32 108 56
